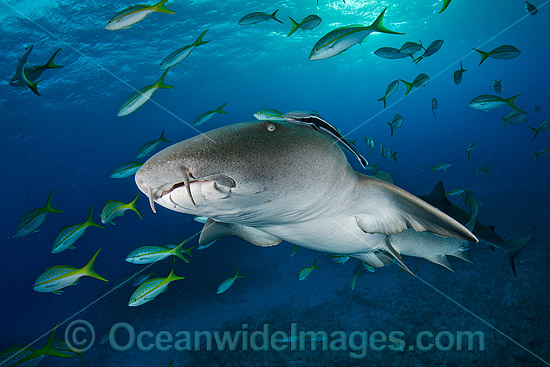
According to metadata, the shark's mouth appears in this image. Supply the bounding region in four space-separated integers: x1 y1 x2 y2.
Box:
143 168 236 213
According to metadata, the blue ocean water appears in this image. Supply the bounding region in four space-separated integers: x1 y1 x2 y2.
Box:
1 0 549 365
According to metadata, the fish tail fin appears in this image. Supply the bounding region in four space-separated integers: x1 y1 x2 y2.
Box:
432 109 436 118
368 7 405 35
312 258 320 270
392 152 398 163
528 127 539 140
155 68 173 89
235 267 245 279
44 48 63 69
377 95 387 109
287 16 300 37
216 102 229 113
77 352 87 367
45 191 64 213
28 79 41 96
473 48 489 65
153 0 176 14
85 205 104 229
388 123 394 137
173 240 193 263
159 129 170 143
505 95 521 111
501 115 507 127
400 79 413 96
500 228 535 277
168 264 186 282
128 193 142 219
460 60 466 71
271 9 283 24
466 150 471 162
194 29 210 46
83 249 109 282
438 0 452 13
42 324 73 358
413 55 423 64
535 151 540 160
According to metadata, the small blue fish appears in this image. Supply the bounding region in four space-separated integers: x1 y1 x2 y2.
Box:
52 206 104 253
129 265 185 306
217 267 244 294
299 258 320 281
193 103 229 126
110 161 143 178
238 10 283 25
253 109 285 121
126 240 193 264
159 29 210 70
136 130 171 159
289 244 300 257
430 162 452 172
15 191 64 237
351 266 362 291
118 69 173 117
101 194 142 225
329 254 350 264
287 14 322 37
105 0 175 31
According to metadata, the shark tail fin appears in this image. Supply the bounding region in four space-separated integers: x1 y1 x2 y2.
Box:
500 228 535 277
194 29 210 46
83 249 109 282
368 7 405 35
153 0 176 14
473 48 490 65
271 9 283 24
287 16 300 37
45 191 64 214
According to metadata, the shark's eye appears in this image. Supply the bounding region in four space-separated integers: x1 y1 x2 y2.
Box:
266 123 276 132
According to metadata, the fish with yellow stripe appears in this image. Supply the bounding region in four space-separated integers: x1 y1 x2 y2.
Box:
52 205 104 253
105 0 175 31
34 249 108 295
126 239 194 264
128 264 185 306
15 191 63 237
117 69 173 117
101 194 142 225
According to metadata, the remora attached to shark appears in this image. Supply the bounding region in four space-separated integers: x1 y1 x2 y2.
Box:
419 181 534 276
135 121 477 274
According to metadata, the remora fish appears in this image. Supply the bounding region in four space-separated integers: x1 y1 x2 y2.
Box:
105 0 175 31
419 181 535 276
377 80 399 108
309 7 404 60
10 48 62 87
15 191 64 237
111 161 143 178
238 10 283 25
283 111 368 168
287 15 322 37
453 61 466 85
400 73 430 96
14 45 41 95
118 69 173 117
135 121 477 275
473 45 521 66
158 30 210 70
468 94 520 112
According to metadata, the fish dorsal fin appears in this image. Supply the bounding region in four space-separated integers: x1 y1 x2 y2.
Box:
354 175 477 242
200 219 282 247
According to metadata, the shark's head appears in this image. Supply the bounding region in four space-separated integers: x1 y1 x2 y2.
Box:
135 121 354 224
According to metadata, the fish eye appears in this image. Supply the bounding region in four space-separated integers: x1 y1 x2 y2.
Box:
266 123 276 132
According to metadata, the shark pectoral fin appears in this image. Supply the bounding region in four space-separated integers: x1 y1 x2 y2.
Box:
357 175 478 242
200 219 282 247
426 253 454 271
352 251 392 268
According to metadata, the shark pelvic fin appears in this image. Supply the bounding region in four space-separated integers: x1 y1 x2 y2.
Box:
200 219 282 247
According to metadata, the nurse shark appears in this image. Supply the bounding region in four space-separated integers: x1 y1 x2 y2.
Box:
135 121 477 274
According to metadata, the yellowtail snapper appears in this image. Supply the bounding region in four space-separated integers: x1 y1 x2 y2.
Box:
468 94 520 111
413 39 443 64
193 103 229 126
528 120 549 140
534 148 550 160
351 266 362 291
217 267 244 294
105 0 175 31
253 108 285 121
430 162 452 171
431 97 438 117
493 79 502 93
329 254 350 264
453 60 467 85
158 29 210 70
502 109 528 127
289 244 300 257
129 264 185 306
525 1 538 15
10 48 62 87
15 191 63 237
238 10 283 25
14 45 40 95
51 205 104 253
473 45 521 65
438 0 453 13
136 130 170 159
287 15 322 37
101 193 142 225
400 73 430 96
465 142 478 162
299 258 320 280
387 114 404 137
378 80 399 108
374 47 409 59
117 68 173 117
126 239 194 264
34 249 108 294
309 7 404 60
51 340 87 366
476 163 491 174
110 161 143 178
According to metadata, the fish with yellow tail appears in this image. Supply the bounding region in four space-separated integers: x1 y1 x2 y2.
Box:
34 249 108 294
299 258 320 281
52 205 104 253
217 268 244 294
101 193 142 225
129 265 185 306
126 239 194 264
15 191 64 237
117 69 173 117
105 0 175 31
